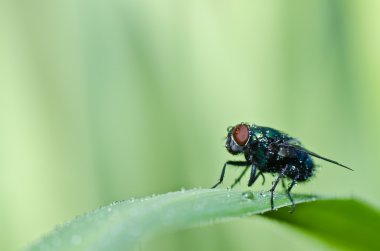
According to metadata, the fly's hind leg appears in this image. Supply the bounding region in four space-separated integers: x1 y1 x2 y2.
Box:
281 178 287 190
269 165 290 210
286 176 299 213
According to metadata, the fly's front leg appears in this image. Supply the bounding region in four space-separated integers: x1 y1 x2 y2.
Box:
248 170 265 187
211 161 250 188
260 172 266 185
230 165 250 188
246 162 266 187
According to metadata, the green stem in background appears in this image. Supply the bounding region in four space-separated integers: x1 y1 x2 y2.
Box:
25 189 379 251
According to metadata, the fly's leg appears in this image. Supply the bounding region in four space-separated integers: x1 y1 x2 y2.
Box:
248 166 266 187
248 171 264 187
211 161 250 188
286 176 299 213
269 165 290 210
281 179 287 191
247 163 257 186
230 165 250 188
260 172 265 185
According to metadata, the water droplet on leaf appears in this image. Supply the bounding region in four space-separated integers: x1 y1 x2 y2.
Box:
242 191 254 200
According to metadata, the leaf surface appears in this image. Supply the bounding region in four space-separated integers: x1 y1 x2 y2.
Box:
26 189 378 251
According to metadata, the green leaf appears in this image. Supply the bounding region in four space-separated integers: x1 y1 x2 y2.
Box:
25 189 378 251
264 199 380 251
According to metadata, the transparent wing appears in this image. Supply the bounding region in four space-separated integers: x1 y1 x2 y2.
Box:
276 141 353 171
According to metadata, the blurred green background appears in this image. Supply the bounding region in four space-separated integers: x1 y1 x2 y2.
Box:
1 0 379 250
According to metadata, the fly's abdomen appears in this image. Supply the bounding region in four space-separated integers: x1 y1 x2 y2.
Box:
285 152 315 181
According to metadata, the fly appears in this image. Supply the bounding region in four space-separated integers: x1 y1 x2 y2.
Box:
211 123 352 212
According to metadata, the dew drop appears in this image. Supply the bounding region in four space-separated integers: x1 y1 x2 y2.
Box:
242 191 254 200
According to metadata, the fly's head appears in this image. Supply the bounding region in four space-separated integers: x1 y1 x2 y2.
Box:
225 123 252 155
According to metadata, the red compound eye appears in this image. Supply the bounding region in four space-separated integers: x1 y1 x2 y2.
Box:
232 124 250 146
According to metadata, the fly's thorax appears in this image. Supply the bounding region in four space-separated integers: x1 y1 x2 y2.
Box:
248 142 269 165
243 144 256 162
